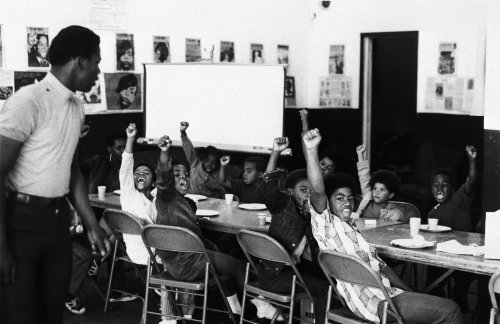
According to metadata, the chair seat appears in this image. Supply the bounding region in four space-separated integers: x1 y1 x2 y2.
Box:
150 271 205 290
328 307 372 324
245 282 292 303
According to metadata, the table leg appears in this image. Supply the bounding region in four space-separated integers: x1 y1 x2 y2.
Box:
424 269 454 293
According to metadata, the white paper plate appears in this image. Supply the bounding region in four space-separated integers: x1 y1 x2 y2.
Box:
419 225 452 232
390 239 434 249
238 203 267 211
113 190 121 195
195 209 219 217
185 194 208 202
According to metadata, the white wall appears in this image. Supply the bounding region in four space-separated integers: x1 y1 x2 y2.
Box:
484 0 500 130
305 0 487 114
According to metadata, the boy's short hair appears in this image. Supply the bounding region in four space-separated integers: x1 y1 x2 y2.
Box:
198 145 221 160
324 173 357 198
369 170 401 194
134 163 156 182
171 159 190 172
284 169 307 189
319 147 346 172
105 130 126 147
47 25 100 66
116 74 138 93
430 168 457 187
244 156 266 173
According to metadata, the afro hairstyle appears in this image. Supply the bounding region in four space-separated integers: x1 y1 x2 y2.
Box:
324 172 357 198
369 169 401 194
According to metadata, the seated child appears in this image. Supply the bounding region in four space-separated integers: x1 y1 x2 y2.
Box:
302 128 462 324
427 145 477 232
355 144 404 221
155 135 245 317
256 136 328 323
180 121 225 198
219 155 266 203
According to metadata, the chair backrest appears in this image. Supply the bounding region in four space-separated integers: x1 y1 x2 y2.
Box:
103 208 144 237
489 273 500 313
389 200 421 222
142 224 207 255
237 229 294 266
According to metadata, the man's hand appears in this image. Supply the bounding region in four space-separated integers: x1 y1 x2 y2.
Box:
466 145 477 161
180 121 189 133
0 246 16 285
158 135 172 151
220 155 230 166
356 144 366 161
302 129 321 150
299 109 308 121
126 123 137 138
87 227 112 261
273 137 290 152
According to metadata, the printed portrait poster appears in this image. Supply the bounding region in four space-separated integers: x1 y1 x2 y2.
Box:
27 27 49 68
0 70 14 109
329 45 345 75
185 38 201 62
153 36 170 63
438 42 456 75
116 33 135 71
277 45 289 65
76 73 107 114
0 24 3 68
105 72 142 112
220 41 234 63
250 44 264 64
14 71 47 91
319 75 352 108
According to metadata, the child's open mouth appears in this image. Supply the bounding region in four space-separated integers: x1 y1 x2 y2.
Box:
436 192 444 200
137 176 145 183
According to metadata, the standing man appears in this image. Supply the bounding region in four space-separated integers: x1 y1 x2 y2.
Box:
0 25 111 324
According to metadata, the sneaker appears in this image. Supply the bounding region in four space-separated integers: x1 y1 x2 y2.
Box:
109 291 139 303
65 297 86 315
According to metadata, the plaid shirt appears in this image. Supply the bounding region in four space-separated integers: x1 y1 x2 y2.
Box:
311 207 403 323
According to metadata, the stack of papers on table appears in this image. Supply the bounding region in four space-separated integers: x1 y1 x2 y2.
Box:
436 240 484 256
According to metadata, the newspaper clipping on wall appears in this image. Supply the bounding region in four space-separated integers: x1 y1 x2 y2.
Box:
0 70 14 109
88 0 128 30
425 76 474 114
153 36 170 63
220 41 234 63
250 44 264 64
116 33 134 71
105 72 142 112
329 45 344 75
438 42 456 75
27 27 49 68
76 73 107 114
319 75 352 108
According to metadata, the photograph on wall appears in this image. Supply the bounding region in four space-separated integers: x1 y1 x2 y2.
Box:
76 73 107 114
425 76 473 114
14 71 47 91
153 36 170 63
116 33 134 71
329 45 344 75
185 38 201 62
250 43 264 64
0 70 14 109
284 76 295 98
319 75 352 108
27 27 49 68
277 45 289 65
0 24 3 68
220 41 234 63
104 72 142 112
438 42 456 75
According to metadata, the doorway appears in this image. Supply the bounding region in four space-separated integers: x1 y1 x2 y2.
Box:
360 31 418 171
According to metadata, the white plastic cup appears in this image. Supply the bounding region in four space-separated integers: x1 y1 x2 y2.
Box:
224 194 234 205
428 218 439 230
409 217 421 237
258 215 266 226
97 186 106 200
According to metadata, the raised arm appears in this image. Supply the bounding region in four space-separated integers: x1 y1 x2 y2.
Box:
303 129 327 212
120 123 136 195
265 137 289 173
218 155 231 189
124 123 136 154
299 109 309 134
356 144 371 195
179 121 198 168
464 145 477 195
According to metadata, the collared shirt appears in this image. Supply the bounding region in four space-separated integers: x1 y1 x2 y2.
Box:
310 206 403 323
0 72 84 197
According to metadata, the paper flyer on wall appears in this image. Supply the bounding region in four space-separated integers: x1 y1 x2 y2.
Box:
277 44 289 65
153 36 170 63
116 33 134 71
485 211 500 259
220 41 234 63
76 73 107 114
27 27 49 68
104 72 142 112
438 42 456 75
0 70 14 109
185 38 201 62
319 75 352 108
425 76 474 114
88 0 128 30
329 45 344 75
250 43 264 64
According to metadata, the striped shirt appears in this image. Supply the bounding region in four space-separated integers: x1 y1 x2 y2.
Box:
310 207 403 323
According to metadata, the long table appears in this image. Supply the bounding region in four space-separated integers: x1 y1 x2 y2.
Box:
89 193 270 234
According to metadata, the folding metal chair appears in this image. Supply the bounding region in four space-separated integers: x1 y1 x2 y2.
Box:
236 229 315 324
102 208 147 312
318 250 403 324
389 201 421 223
489 273 500 324
141 224 238 324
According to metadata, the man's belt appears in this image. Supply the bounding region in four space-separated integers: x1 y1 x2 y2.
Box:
7 192 65 207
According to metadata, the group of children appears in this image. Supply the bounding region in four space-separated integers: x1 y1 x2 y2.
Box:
70 107 478 323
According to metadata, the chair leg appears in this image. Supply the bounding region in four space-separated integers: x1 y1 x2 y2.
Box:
210 263 238 324
104 242 119 312
239 264 250 324
141 261 151 324
202 264 209 324
288 275 296 324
